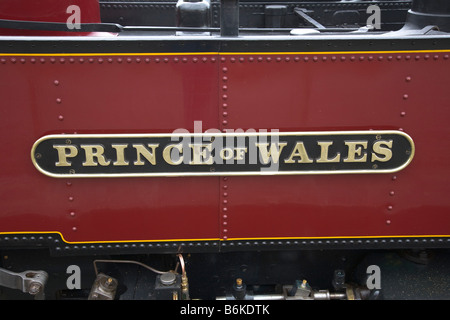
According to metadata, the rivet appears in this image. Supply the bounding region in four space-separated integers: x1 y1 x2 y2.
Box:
202 57 208 62
223 111 228 117
192 57 198 63
405 55 411 60
70 211 76 217
69 58 75 64
285 57 290 62
222 85 228 91
68 196 74 201
222 94 228 100
223 214 228 219
223 229 227 233
222 120 228 125
223 236 228 240
117 58 122 63
248 57 254 62
266 57 272 62
66 181 72 186
424 54 430 60
210 57 216 63
368 56 373 61
294 56 300 62
303 57 309 62
392 175 397 181
388 205 393 210
221 57 226 62
72 227 77 231
257 57 263 62
386 220 391 225
10 58 17 64
415 55 420 60
107 58 113 63
359 56 364 61
89 58 95 63
405 76 411 82
223 221 228 226
156 58 162 63
20 58 26 64
222 76 228 81
389 191 395 196
222 103 228 108
444 54 449 60
400 111 406 117
223 192 228 197
54 80 60 86
433 55 439 60
50 58 56 64
378 56 383 61
403 94 408 100
59 58 66 64
222 67 228 73
56 98 62 104
58 115 64 121
313 56 318 62
350 56 355 61
136 57 142 63
173 57 178 63
387 56 393 61
223 185 228 190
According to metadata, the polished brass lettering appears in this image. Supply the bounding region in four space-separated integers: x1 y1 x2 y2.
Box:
344 141 368 163
284 142 313 164
111 144 129 166
163 143 184 165
81 145 111 166
133 144 159 165
189 143 213 165
256 142 288 164
220 148 234 161
53 145 78 167
317 141 341 163
371 140 393 162
234 147 247 160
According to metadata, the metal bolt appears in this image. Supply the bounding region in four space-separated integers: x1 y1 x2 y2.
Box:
28 282 42 295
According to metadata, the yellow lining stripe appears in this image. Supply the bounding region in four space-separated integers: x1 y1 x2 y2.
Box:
0 49 449 57
0 231 449 245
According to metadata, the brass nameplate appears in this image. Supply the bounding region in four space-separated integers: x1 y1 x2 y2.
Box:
31 131 414 177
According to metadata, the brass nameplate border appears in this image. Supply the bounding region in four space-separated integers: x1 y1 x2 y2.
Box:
31 130 414 178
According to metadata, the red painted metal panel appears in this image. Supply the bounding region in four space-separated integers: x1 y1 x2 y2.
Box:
0 54 220 243
219 52 450 240
0 0 106 36
0 49 449 245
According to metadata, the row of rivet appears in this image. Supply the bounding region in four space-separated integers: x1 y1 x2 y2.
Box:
221 61 229 240
222 177 229 240
1 54 448 64
0 56 218 64
386 74 412 225
219 54 449 63
66 181 77 232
